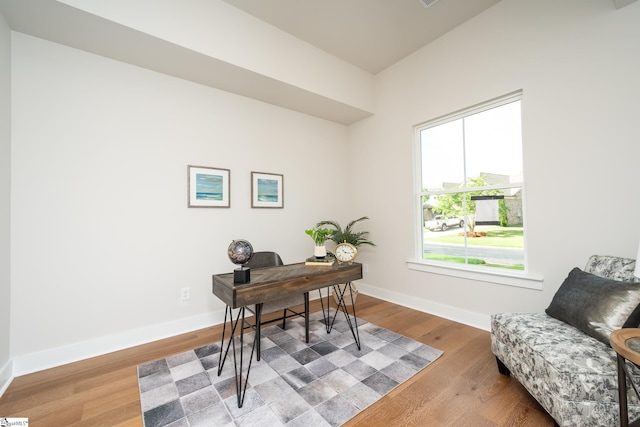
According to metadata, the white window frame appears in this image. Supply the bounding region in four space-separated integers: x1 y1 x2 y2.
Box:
409 91 543 290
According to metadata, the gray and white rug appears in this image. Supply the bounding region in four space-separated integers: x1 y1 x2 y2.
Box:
138 310 443 427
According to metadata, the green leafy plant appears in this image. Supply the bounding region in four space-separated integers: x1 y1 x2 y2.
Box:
316 216 376 248
317 217 374 304
305 227 333 245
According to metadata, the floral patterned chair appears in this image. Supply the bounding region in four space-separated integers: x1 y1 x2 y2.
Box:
491 255 640 426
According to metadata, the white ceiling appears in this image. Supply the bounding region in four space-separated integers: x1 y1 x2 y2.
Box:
0 0 503 124
221 0 501 74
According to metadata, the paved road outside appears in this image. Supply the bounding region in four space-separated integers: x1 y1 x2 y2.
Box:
423 226 524 265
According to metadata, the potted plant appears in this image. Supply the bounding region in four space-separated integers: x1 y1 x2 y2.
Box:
317 216 376 249
316 216 375 305
304 227 333 258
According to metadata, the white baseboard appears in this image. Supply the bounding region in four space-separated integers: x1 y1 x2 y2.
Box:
0 358 13 397
356 282 491 332
8 285 490 381
8 296 334 379
12 308 227 377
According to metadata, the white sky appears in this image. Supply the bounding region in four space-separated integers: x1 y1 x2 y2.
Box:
420 101 522 190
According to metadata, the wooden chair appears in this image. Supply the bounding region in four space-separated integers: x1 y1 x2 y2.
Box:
244 251 309 360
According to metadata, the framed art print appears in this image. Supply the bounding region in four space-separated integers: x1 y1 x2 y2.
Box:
188 165 230 208
251 172 283 208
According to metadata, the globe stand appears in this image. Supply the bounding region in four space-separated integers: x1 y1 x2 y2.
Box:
234 266 250 284
228 239 254 284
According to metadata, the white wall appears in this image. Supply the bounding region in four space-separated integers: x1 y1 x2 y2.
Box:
7 0 640 378
350 0 640 327
9 32 350 373
0 12 12 392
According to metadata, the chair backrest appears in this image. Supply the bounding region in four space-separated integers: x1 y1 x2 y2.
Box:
584 255 638 282
246 251 284 269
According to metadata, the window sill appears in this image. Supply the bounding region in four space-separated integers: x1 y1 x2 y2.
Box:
407 260 543 290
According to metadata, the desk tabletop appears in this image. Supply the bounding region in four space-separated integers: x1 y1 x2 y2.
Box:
212 262 362 308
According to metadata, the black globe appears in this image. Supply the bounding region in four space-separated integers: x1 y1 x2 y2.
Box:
228 239 254 265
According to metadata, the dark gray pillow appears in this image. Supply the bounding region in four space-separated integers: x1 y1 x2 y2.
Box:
546 267 640 344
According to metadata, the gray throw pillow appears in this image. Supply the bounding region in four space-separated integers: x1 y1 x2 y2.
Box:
545 267 640 344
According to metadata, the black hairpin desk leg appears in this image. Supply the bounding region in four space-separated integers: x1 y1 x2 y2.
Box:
319 282 361 350
217 304 261 408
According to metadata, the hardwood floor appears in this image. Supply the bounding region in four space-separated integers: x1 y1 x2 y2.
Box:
0 295 554 426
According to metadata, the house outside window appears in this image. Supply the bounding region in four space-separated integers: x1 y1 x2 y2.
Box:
416 92 525 272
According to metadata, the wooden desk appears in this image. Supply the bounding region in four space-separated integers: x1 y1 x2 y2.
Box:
212 262 363 407
611 329 640 427
213 262 362 308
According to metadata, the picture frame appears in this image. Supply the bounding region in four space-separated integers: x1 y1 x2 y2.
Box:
188 165 230 208
251 172 283 208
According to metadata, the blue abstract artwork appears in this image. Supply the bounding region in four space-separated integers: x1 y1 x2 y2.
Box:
257 178 279 202
196 173 223 201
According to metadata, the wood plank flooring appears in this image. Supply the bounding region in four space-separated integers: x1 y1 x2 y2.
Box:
0 294 554 426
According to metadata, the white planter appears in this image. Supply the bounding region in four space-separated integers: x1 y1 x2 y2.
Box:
314 245 327 258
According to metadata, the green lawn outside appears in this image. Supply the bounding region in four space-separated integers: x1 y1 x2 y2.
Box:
424 226 523 248
423 225 524 270
422 253 524 270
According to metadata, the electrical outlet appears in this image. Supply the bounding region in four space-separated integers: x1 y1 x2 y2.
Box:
181 287 190 301
363 264 369 274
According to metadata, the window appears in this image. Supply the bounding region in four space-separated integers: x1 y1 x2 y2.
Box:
416 92 525 273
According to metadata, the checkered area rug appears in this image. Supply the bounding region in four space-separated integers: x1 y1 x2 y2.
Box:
137 310 443 427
